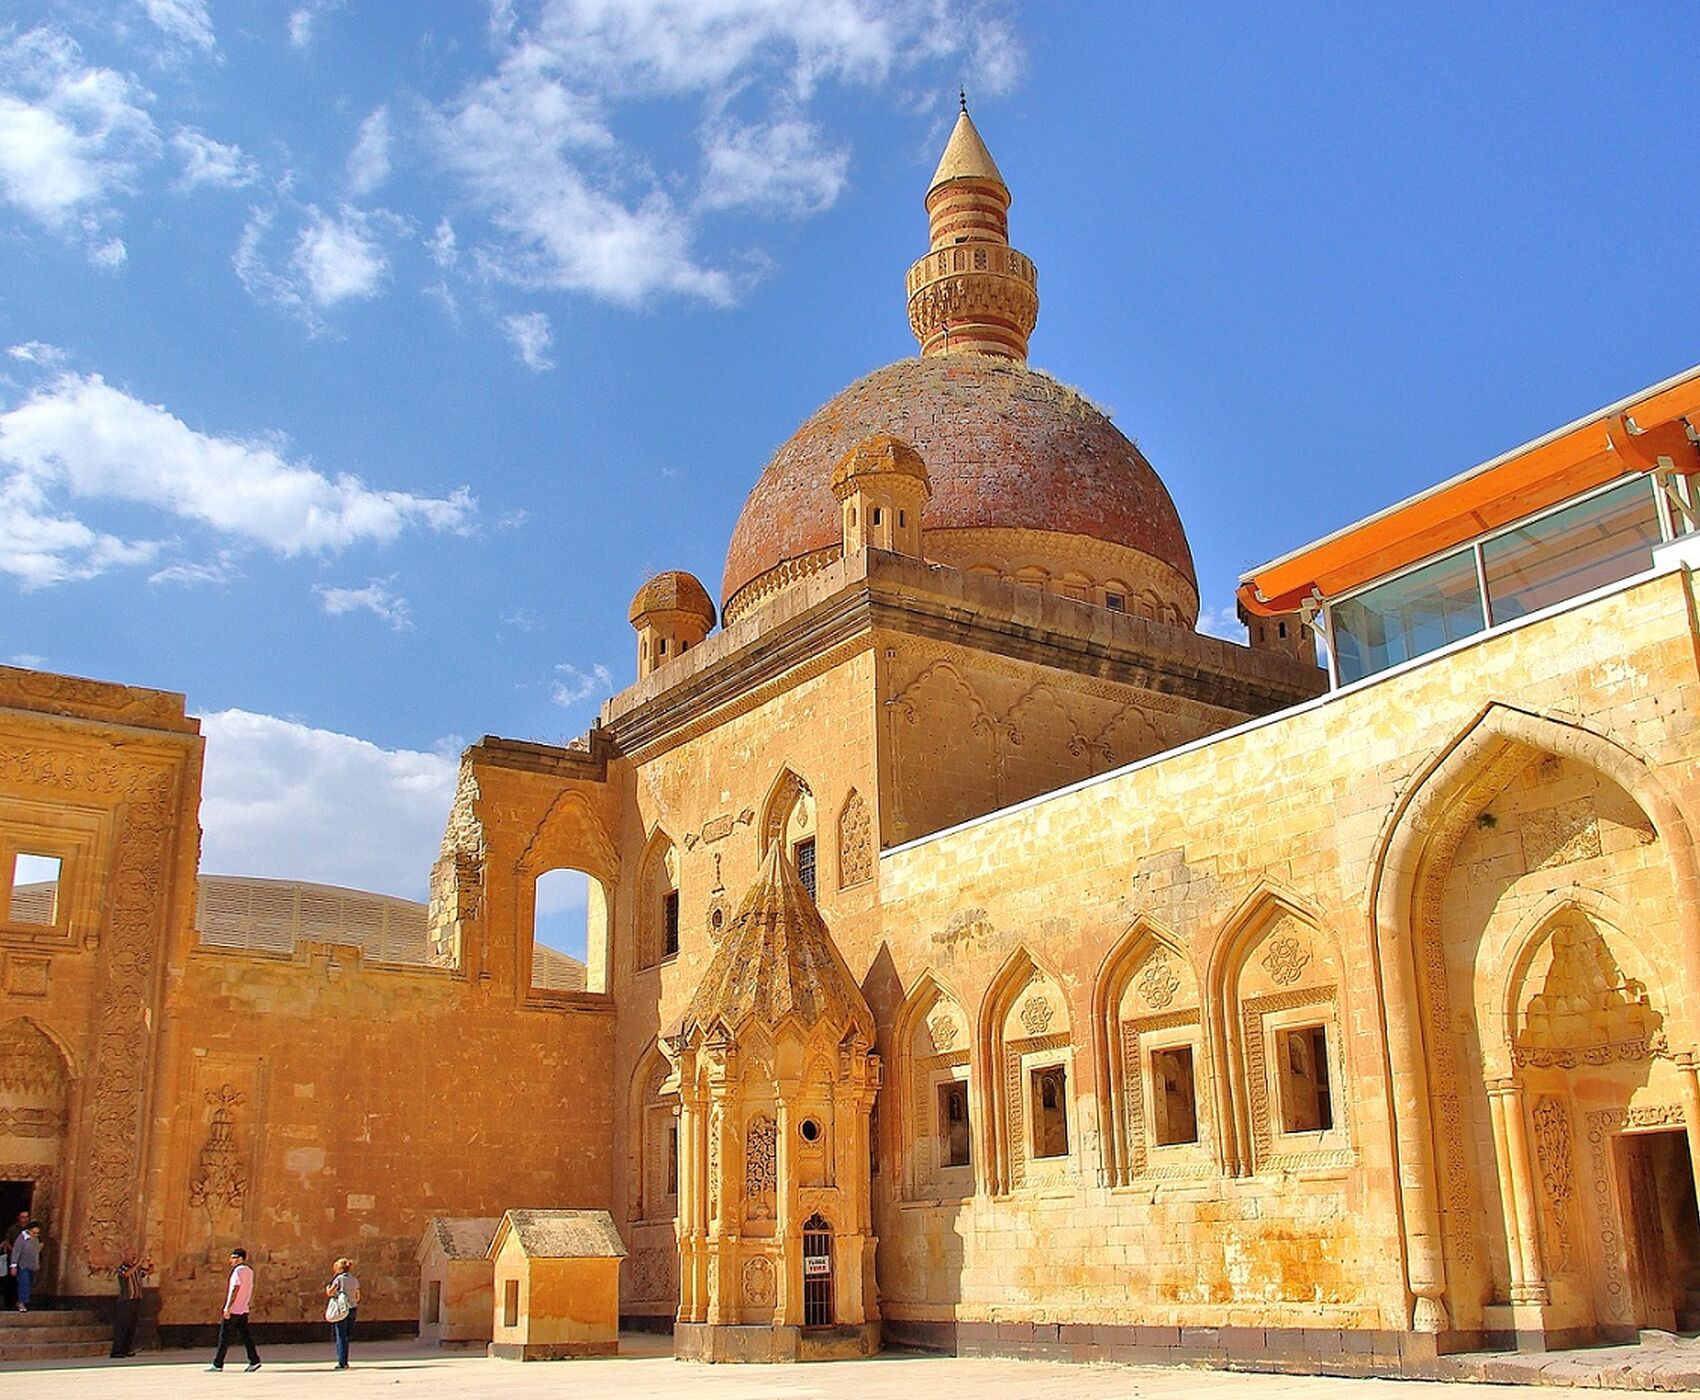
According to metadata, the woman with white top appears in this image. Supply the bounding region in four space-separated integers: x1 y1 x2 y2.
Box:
324 1257 361 1369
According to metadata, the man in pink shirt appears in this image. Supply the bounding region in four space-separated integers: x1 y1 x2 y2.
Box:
207 1247 261 1372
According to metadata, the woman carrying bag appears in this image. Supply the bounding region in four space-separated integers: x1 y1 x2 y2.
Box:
323 1258 360 1369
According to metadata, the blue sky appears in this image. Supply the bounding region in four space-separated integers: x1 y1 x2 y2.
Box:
2 2 1696 922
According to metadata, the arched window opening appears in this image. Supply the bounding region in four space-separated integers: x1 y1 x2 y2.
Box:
531 867 602 992
638 835 679 969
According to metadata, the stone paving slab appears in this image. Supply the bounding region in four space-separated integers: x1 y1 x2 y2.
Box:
1 1336 1696 1399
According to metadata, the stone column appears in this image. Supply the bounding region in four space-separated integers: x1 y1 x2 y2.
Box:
1676 1057 1700 1215
676 1081 701 1323
774 1095 797 1327
1487 1077 1547 1305
1376 893 1449 1330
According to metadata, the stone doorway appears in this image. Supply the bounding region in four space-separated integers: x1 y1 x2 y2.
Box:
802 1214 834 1328
1617 1130 1700 1332
0 1179 33 1228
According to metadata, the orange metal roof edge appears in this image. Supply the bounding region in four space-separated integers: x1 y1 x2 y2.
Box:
1238 364 1700 616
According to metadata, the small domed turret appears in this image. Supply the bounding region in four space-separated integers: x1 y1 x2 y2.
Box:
831 435 930 559
630 571 715 678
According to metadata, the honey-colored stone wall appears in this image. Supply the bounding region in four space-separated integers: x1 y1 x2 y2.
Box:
148 946 615 1326
0 669 203 1300
871 566 1700 1339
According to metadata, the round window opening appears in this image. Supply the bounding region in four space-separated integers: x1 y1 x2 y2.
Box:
799 1118 823 1144
710 908 724 931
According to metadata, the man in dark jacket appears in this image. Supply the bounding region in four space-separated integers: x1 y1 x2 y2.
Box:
112 1251 152 1357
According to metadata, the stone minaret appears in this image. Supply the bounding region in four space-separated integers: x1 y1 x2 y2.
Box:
665 843 881 1362
905 101 1039 360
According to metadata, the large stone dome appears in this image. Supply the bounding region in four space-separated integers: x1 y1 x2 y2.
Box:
721 354 1198 623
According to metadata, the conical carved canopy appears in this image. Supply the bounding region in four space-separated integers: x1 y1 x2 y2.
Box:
678 843 872 1041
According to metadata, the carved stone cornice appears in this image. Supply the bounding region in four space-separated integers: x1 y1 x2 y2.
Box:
603 553 1324 762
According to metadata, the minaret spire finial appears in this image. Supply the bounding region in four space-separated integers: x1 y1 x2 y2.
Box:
904 107 1039 362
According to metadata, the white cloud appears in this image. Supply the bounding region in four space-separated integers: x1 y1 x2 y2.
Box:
149 551 237 586
293 204 390 305
0 28 160 263
430 0 1020 309
172 127 258 191
198 709 458 901
237 204 401 327
140 0 216 53
316 578 413 630
698 113 847 215
89 236 128 269
287 0 345 51
550 662 612 707
345 106 391 196
501 311 555 371
5 342 69 368
0 368 474 586
1196 603 1247 643
426 217 457 268
8 654 46 668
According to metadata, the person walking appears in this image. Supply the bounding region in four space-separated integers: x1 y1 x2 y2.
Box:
10 1225 41 1311
323 1258 360 1370
207 1247 261 1372
111 1249 152 1357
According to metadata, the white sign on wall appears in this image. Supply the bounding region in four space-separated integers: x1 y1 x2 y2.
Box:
803 1256 831 1277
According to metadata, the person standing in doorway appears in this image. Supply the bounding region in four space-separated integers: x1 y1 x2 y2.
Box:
3 1211 30 1311
10 1225 41 1311
208 1248 261 1372
111 1250 152 1357
323 1258 360 1370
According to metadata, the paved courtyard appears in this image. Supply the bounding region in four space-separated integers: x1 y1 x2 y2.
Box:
4 1335 1700 1399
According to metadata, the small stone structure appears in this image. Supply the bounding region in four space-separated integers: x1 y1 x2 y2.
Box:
666 843 881 1362
417 1216 500 1349
487 1209 625 1360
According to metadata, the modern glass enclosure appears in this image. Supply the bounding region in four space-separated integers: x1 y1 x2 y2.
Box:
1328 475 1675 685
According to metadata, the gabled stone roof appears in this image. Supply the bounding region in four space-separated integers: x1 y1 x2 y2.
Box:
678 842 873 1041
490 1209 626 1260
420 1216 501 1262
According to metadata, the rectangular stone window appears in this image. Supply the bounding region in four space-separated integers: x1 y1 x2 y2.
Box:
1277 1024 1334 1133
427 1280 442 1323
662 889 680 959
666 1121 679 1198
937 1079 971 1167
1150 1045 1199 1146
794 838 817 901
7 853 61 926
1105 592 1125 612
1030 1063 1069 1159
502 1279 519 1329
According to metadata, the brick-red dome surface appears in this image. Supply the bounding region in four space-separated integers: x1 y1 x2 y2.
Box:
722 356 1196 608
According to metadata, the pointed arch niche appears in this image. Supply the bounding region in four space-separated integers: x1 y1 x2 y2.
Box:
1369 702 1700 1337
892 973 974 1200
759 768 818 899
635 829 679 971
978 950 1074 1194
1094 920 1212 1186
0 1016 72 1224
1208 888 1350 1179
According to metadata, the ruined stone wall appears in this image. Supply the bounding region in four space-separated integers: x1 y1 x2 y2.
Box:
148 946 615 1328
871 566 1700 1344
